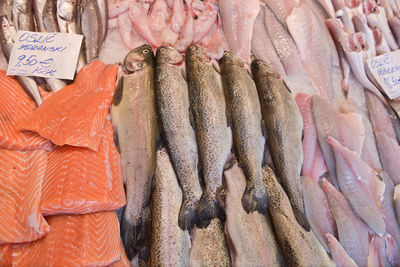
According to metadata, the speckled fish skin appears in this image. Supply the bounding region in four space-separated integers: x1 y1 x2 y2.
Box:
189 219 231 267
262 165 334 267
150 148 190 267
12 0 35 31
224 161 282 267
251 59 308 230
155 46 202 231
220 51 267 215
185 45 232 228
111 45 158 262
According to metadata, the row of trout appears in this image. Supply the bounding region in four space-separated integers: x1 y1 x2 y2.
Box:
0 0 107 105
111 43 335 266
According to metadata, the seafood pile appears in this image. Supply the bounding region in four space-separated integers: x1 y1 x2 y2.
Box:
2 0 400 266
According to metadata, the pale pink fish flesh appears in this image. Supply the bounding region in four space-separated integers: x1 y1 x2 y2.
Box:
337 112 365 155
108 0 129 18
365 90 397 140
192 2 218 43
328 136 386 235
374 132 400 185
335 6 356 33
263 0 300 25
251 7 286 77
129 2 160 47
287 3 335 103
219 0 260 62
352 14 377 57
325 18 351 91
388 16 400 47
379 172 400 246
385 234 400 266
170 0 186 33
326 233 358 267
365 3 399 50
117 12 133 50
263 5 303 77
173 13 194 52
312 95 340 188
301 176 337 252
316 0 336 18
108 17 118 29
295 93 328 181
367 235 392 267
339 33 386 103
321 178 369 266
148 0 169 32
199 19 225 60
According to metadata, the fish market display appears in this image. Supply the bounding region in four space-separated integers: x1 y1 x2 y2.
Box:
3 0 400 266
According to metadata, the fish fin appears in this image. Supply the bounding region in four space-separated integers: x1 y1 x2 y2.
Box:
120 207 152 261
113 128 121 153
112 75 124 106
197 192 224 228
241 182 269 215
178 199 199 230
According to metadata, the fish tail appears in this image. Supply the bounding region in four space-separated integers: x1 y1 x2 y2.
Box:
178 199 199 230
241 183 269 215
120 208 151 261
197 193 223 228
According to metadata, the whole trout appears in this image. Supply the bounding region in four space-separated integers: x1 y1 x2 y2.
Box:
150 148 190 267
262 165 334 267
186 45 232 227
220 51 268 215
111 44 158 261
251 59 309 230
155 46 202 230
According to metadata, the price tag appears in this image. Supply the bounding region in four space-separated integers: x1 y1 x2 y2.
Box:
6 31 83 80
367 50 400 99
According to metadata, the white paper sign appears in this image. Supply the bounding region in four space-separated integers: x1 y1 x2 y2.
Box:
6 31 83 80
367 50 400 99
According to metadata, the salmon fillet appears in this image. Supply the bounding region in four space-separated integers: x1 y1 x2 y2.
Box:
108 241 130 267
12 212 120 266
0 71 52 151
40 119 126 215
19 60 119 152
0 245 12 266
0 149 50 244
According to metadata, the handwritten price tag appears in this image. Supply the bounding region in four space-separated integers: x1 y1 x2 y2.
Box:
6 31 83 80
367 50 400 99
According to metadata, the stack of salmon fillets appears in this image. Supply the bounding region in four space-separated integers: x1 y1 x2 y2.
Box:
0 60 129 266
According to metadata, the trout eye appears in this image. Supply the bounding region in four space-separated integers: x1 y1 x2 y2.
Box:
159 47 166 52
1 23 6 29
143 49 149 54
137 63 143 68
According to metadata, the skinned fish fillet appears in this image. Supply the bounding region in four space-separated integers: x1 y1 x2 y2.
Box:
40 119 126 215
321 178 369 266
224 161 281 266
0 71 52 151
295 93 328 181
20 60 119 151
0 245 12 266
329 137 386 235
301 176 337 252
219 0 260 62
326 233 358 267
385 234 400 266
287 3 335 103
12 212 120 266
0 148 50 244
367 235 391 267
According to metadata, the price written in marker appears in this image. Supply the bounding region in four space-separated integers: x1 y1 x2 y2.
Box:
6 31 83 80
367 51 400 100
